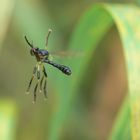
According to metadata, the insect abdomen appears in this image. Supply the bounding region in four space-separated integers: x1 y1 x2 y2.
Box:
44 60 72 75
58 65 71 75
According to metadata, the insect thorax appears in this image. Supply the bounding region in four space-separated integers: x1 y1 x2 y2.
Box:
33 49 49 62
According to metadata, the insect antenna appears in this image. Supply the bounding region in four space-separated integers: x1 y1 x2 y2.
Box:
46 29 52 47
24 36 33 48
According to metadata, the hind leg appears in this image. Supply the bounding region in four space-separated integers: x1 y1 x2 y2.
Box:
26 65 37 94
33 64 41 103
43 66 48 99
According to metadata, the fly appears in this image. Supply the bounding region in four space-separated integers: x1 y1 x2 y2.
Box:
25 29 72 103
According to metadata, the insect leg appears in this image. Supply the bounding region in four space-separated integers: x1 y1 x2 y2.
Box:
26 65 37 94
39 74 44 93
39 64 45 93
46 29 52 47
33 64 40 103
43 66 48 99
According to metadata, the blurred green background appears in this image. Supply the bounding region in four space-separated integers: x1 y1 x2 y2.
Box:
0 0 140 140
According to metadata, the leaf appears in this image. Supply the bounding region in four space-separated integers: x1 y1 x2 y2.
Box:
47 4 140 140
109 98 131 140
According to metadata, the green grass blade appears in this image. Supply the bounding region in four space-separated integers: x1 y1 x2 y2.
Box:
48 4 140 140
109 98 131 140
48 4 113 140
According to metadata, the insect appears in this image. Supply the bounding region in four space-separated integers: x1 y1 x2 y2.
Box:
25 29 72 103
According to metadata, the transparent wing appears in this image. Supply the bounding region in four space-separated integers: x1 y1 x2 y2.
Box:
49 51 83 58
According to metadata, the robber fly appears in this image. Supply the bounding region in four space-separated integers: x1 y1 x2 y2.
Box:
25 29 71 103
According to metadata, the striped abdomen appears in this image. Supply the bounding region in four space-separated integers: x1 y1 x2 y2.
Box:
43 59 72 75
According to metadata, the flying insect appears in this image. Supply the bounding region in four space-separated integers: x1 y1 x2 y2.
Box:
25 29 71 103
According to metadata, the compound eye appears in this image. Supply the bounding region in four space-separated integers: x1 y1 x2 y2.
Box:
35 48 39 51
30 49 34 56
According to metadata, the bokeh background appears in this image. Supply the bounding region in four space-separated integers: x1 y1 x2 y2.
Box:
0 0 139 140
